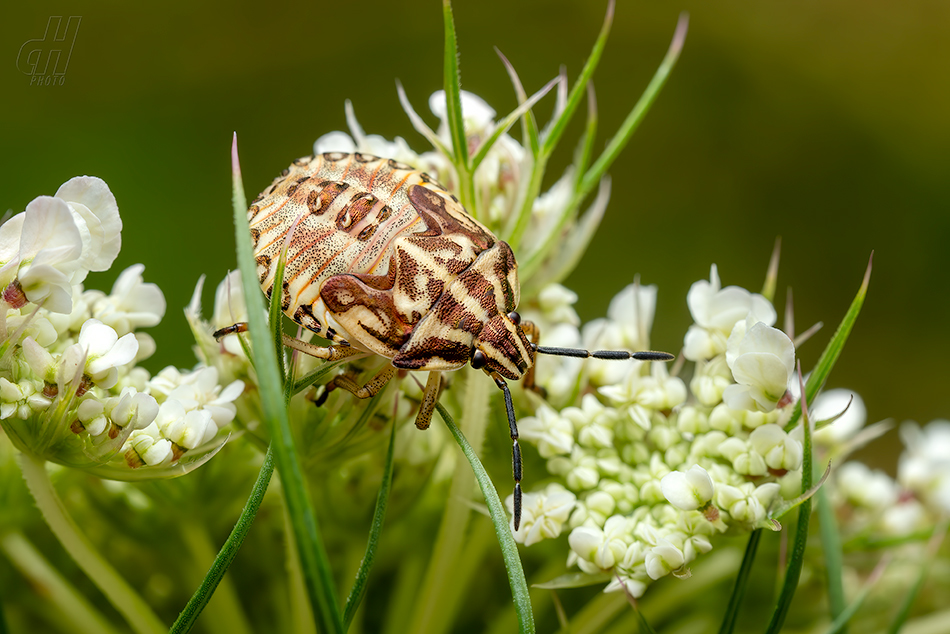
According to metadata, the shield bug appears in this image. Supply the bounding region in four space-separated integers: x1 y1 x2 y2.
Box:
215 152 674 529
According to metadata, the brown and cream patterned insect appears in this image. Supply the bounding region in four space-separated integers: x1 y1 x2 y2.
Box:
216 152 673 529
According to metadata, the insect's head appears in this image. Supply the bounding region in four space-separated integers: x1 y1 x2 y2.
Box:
470 310 534 380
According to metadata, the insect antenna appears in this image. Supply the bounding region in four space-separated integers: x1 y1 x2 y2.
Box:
493 377 523 531
531 344 674 362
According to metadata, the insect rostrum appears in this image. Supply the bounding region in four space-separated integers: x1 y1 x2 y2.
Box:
216 152 673 530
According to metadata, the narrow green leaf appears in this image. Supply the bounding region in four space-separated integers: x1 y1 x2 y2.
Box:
817 486 847 628
395 80 452 159
765 366 814 634
170 447 276 634
519 13 688 282
823 557 888 634
572 84 599 192
577 12 688 199
766 462 830 521
633 608 658 634
442 0 468 168
471 76 559 173
435 402 535 634
495 48 541 156
716 529 763 634
541 0 614 156
270 235 289 384
761 238 782 303
342 423 397 630
785 254 873 432
231 134 344 634
886 521 947 634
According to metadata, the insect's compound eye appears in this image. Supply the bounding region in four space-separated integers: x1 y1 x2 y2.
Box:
507 311 521 326
471 349 488 370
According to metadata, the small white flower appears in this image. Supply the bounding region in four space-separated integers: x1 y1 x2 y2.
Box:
683 265 775 361
90 264 165 336
155 399 217 450
53 176 122 274
716 482 779 525
748 424 803 471
644 538 686 580
429 90 497 144
661 465 715 511
898 420 950 513
548 446 600 491
568 515 631 572
67 319 138 389
508 484 576 546
722 321 795 412
536 284 580 327
689 356 733 407
77 398 108 436
812 388 867 447
562 394 617 449
518 403 575 457
124 422 173 467
104 387 159 432
835 462 898 511
718 437 768 476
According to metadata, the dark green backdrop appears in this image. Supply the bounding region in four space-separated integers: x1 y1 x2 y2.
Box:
3 1 948 466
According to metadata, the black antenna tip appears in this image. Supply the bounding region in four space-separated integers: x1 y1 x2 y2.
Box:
632 351 675 362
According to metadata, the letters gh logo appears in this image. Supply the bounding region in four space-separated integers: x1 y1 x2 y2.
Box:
17 16 82 81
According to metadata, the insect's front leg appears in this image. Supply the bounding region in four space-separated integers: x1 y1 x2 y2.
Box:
519 320 545 397
214 322 365 362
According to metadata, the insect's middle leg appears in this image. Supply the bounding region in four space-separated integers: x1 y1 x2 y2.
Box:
214 322 365 363
414 371 442 430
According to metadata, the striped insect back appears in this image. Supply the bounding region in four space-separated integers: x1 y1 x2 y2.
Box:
218 152 674 530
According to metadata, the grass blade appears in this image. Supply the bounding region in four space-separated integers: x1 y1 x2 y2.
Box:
576 12 688 200
470 76 559 173
170 447 276 634
540 0 614 156
435 402 535 634
885 521 947 634
716 529 763 634
441 0 468 169
817 486 847 628
231 134 344 634
342 422 396 630
495 48 541 156
823 557 888 634
785 254 873 432
765 364 814 634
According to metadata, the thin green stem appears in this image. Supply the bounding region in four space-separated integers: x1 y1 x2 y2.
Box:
170 446 274 634
342 423 397 630
817 485 846 628
717 529 762 634
0 531 120 634
18 454 165 634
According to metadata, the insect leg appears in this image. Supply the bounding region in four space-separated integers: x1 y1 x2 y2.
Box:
494 377 523 531
213 322 365 362
414 371 442 430
319 364 397 405
519 320 544 396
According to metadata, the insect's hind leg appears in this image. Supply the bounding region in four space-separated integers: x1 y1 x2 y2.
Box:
414 371 442 430
315 364 396 407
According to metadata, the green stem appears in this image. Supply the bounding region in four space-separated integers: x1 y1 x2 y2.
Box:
171 448 274 634
409 369 491 634
18 454 165 634
817 485 846 628
717 530 762 634
0 531 120 634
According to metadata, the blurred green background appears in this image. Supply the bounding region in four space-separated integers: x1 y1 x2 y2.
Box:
2 0 948 466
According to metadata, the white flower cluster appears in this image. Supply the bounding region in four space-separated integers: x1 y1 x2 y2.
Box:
0 177 242 475
509 267 803 596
